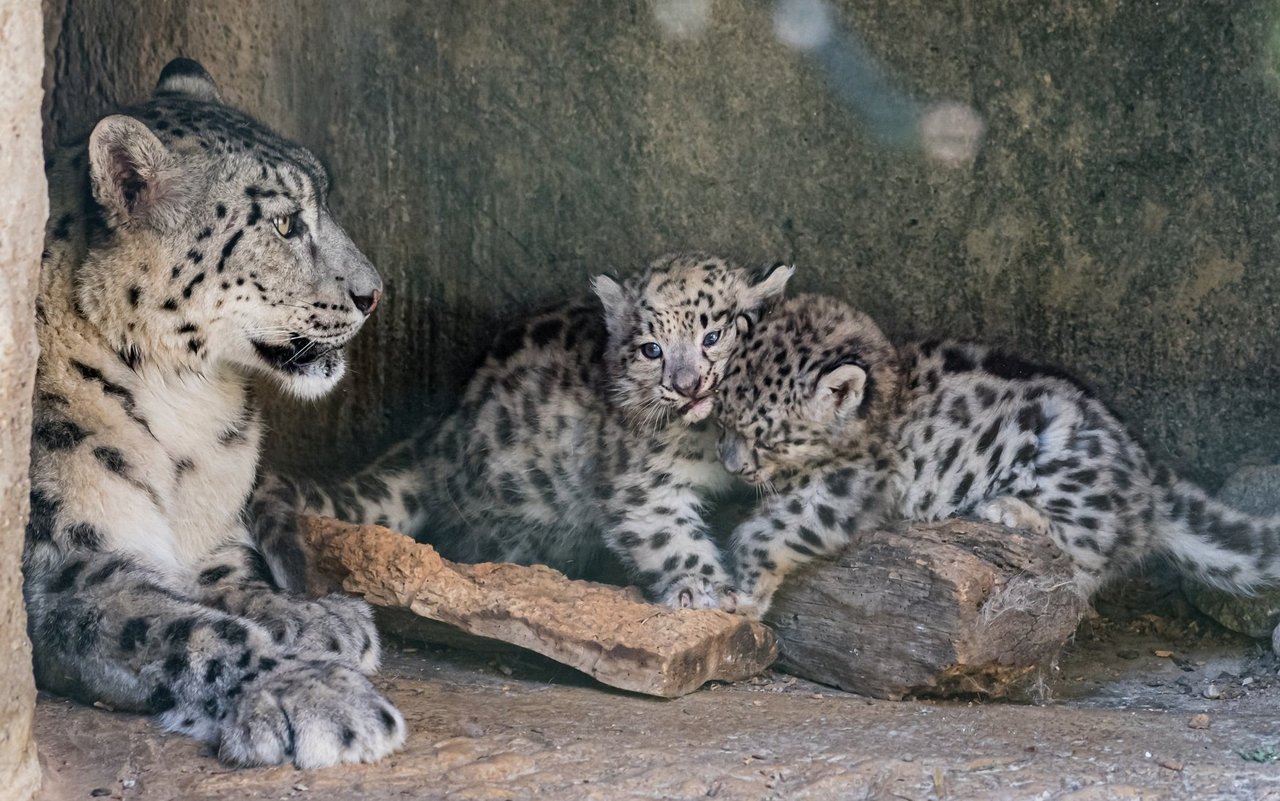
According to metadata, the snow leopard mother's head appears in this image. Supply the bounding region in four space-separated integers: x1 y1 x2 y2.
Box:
77 58 381 399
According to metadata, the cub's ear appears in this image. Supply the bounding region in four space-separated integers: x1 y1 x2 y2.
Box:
811 361 868 422
745 262 795 308
88 115 186 230
154 57 221 103
736 262 796 336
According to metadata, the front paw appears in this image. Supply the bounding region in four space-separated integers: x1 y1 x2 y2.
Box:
658 573 737 610
249 593 381 673
973 495 1051 536
723 568 782 620
218 660 405 769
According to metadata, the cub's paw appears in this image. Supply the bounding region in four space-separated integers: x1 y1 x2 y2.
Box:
720 592 764 620
659 573 736 610
723 566 782 620
218 660 405 769
246 593 380 673
973 495 1051 536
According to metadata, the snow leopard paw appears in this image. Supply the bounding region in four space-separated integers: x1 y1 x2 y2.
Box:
217 659 405 768
660 573 737 610
239 592 381 674
973 495 1052 537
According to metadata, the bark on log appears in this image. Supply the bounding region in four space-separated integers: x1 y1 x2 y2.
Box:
766 520 1087 700
301 516 777 698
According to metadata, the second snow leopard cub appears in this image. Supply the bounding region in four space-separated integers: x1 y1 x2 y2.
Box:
716 294 1280 623
255 255 793 607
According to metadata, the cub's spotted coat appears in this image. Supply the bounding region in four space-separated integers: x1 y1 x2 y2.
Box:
716 294 1280 628
24 59 404 768
255 255 793 606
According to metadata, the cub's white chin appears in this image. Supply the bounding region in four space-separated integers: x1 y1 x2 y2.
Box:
680 396 715 423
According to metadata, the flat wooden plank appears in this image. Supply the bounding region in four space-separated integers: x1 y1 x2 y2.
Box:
301 516 777 698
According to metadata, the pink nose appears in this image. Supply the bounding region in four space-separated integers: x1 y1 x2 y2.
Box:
673 373 701 399
351 288 382 316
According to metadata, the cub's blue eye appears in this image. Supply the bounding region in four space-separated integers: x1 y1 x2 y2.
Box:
640 342 663 360
702 329 721 348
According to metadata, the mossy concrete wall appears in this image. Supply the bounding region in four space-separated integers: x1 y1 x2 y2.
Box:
43 0 1280 486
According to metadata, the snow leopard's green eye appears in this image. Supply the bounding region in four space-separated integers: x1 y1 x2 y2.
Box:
640 342 663 359
272 214 295 238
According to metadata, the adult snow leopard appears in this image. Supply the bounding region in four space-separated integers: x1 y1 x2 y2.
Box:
24 58 405 767
715 293 1280 644
253 254 794 607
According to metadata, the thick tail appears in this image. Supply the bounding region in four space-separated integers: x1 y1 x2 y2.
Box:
248 428 438 591
1155 477 1280 591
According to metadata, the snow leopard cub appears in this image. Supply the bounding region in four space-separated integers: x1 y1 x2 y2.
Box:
716 293 1280 622
255 254 794 607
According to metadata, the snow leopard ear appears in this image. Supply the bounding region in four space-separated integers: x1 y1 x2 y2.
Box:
592 274 629 335
88 115 187 230
736 262 795 335
154 57 222 103
744 262 795 310
812 362 868 422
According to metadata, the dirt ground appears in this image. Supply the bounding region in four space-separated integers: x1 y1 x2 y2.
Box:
33 578 1280 801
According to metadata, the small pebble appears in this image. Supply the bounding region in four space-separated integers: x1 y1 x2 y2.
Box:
1189 714 1211 730
1157 757 1184 771
89 791 111 799
1117 648 1140 660
1203 684 1222 700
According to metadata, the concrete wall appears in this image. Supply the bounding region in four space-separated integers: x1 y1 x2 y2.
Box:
3 1 47 798
42 0 1280 487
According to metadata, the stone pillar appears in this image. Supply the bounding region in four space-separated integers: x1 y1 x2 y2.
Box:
0 1 47 799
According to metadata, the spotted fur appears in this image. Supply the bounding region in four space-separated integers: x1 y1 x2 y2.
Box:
24 59 403 768
716 294 1280 624
255 254 793 607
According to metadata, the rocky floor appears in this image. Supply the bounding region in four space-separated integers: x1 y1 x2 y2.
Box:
32 594 1280 801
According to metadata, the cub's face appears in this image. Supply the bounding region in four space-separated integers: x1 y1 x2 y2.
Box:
716 295 899 485
592 254 793 426
78 59 381 399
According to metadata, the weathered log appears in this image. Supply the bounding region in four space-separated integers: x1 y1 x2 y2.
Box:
766 520 1087 700
301 516 777 698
